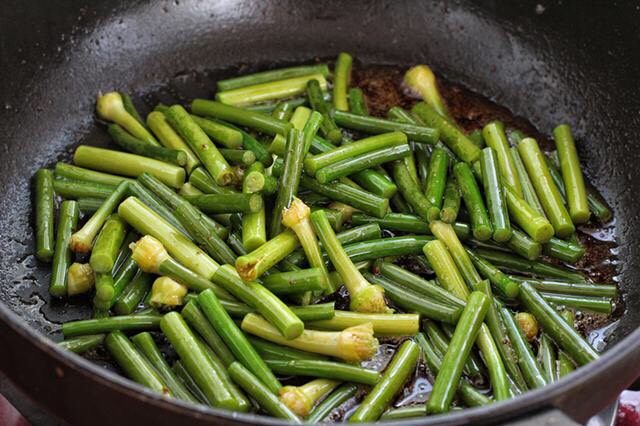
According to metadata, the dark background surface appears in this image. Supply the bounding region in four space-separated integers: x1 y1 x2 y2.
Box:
1 0 640 425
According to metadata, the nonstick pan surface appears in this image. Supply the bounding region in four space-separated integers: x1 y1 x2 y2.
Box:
1 0 640 424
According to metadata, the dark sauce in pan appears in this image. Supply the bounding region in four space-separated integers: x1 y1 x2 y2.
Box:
78 64 620 420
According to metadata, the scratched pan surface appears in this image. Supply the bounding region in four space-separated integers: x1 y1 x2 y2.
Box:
1 0 640 425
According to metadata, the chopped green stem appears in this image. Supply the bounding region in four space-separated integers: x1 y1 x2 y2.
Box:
343 235 433 262
62 314 161 337
454 162 492 241
440 177 461 223
481 148 512 242
172 360 208 404
501 308 548 388
59 335 105 354
365 273 461 324
271 128 307 236
217 73 327 107
127 181 190 237
182 301 236 366
553 124 590 223
241 313 378 362
104 331 168 394
149 276 188 309
90 213 126 273
298 175 389 218
77 197 106 215
235 230 299 281
242 163 267 251
541 293 613 314
119 93 145 126
423 239 469 300
279 378 340 417
188 114 244 149
466 249 520 299
93 272 115 313
520 282 599 365
34 169 55 261
312 207 345 231
474 247 584 281
114 272 153 315
268 105 310 156
423 147 449 221
173 203 236 265
181 193 262 215
508 276 617 298
376 261 465 307
392 160 433 221
379 406 426 421
119 197 220 279
423 321 484 383
482 121 523 196
197 289 281 393
267 359 380 385
248 337 329 362
351 212 470 239
333 52 353 111
160 312 240 409
305 132 407 176
412 102 480 163
538 334 557 383
333 111 439 144
188 167 236 195
66 263 94 296
430 221 482 288
307 384 358 423
558 311 577 377
518 138 574 237
96 92 158 146
271 101 295 121
217 64 330 91
49 200 79 297
511 147 545 215
307 310 420 336
74 145 185 188
306 79 341 143
504 228 542 260
53 178 115 199
107 124 186 166
218 148 256 166
211 265 304 339
427 292 489 414
503 185 554 243
468 130 485 149
315 144 410 184
192 99 291 136
132 332 198 402
147 111 201 173
227 362 301 422
351 340 420 422
543 237 585 263
164 105 233 185
473 279 528 393
311 210 389 313
348 87 368 116
351 168 398 198
404 65 451 119
262 268 325 295
55 163 133 186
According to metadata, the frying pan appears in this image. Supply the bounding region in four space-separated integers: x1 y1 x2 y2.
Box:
1 0 639 424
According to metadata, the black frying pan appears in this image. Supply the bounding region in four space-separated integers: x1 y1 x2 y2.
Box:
1 0 640 424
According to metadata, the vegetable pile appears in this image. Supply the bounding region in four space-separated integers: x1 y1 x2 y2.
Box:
33 52 616 422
